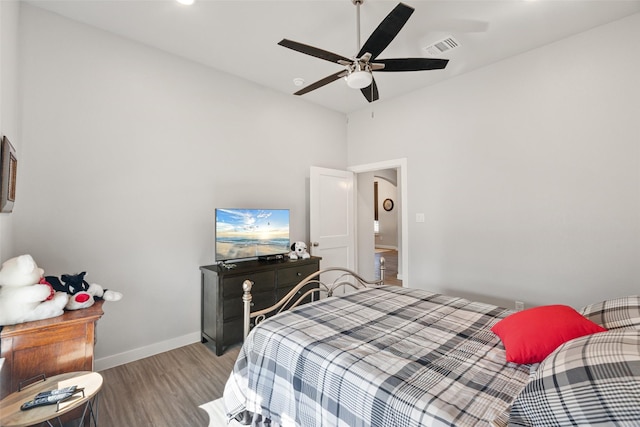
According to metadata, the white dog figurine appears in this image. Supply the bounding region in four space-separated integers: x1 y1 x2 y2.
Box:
288 241 310 260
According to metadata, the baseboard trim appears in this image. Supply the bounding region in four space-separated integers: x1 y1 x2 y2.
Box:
95 331 201 371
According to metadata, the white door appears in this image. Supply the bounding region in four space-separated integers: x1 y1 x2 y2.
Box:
309 166 355 274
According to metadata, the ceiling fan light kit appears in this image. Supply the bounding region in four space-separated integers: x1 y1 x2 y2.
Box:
278 1 449 103
346 70 373 89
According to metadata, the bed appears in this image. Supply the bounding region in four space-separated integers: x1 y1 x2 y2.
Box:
222 266 640 427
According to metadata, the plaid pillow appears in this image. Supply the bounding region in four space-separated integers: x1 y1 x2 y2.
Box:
579 295 640 330
508 330 640 426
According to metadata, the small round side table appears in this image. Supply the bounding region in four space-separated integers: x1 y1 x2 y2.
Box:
0 371 103 427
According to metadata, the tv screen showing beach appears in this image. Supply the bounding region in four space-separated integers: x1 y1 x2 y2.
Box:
215 209 290 261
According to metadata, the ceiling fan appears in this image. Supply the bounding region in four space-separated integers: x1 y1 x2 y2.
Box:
278 0 450 103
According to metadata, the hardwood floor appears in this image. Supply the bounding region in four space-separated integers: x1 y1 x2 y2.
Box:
96 343 240 427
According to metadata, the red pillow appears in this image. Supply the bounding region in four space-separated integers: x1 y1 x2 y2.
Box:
491 304 607 364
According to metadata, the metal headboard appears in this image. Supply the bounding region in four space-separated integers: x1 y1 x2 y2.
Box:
242 258 385 339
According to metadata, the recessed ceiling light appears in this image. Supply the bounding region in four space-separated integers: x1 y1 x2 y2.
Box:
293 78 305 87
176 0 194 5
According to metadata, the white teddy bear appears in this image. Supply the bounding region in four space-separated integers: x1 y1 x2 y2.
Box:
0 254 69 326
288 241 311 260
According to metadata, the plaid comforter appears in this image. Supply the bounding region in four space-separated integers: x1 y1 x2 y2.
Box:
224 286 532 427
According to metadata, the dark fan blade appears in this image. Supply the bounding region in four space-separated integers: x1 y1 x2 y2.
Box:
294 70 348 96
360 77 379 103
357 3 414 60
279 39 351 64
372 58 449 72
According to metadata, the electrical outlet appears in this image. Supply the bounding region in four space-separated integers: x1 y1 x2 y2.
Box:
515 301 525 311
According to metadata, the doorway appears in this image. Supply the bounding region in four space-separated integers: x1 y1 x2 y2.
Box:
349 158 408 287
374 174 401 286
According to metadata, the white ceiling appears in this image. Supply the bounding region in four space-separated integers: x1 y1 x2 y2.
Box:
27 0 640 114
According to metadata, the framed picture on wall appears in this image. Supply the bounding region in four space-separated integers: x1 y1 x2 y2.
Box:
1 135 17 213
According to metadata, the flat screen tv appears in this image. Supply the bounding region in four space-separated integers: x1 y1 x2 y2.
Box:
215 208 290 262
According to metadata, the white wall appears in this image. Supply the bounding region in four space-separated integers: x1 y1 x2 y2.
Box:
347 13 640 310
16 4 346 368
0 0 20 261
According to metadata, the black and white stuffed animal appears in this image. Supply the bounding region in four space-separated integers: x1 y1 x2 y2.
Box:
46 271 123 311
288 241 310 260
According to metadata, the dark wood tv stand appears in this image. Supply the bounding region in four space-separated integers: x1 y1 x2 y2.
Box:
200 257 321 355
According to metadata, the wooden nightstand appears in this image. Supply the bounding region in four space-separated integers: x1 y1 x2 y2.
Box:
0 301 104 400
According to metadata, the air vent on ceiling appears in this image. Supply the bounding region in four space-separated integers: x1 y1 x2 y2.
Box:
423 36 460 57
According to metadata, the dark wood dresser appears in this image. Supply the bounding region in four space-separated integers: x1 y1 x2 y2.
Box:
0 300 104 399
200 257 321 355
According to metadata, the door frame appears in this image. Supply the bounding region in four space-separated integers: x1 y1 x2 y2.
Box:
349 158 408 287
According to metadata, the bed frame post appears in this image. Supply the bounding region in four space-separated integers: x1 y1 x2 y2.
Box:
242 280 253 339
